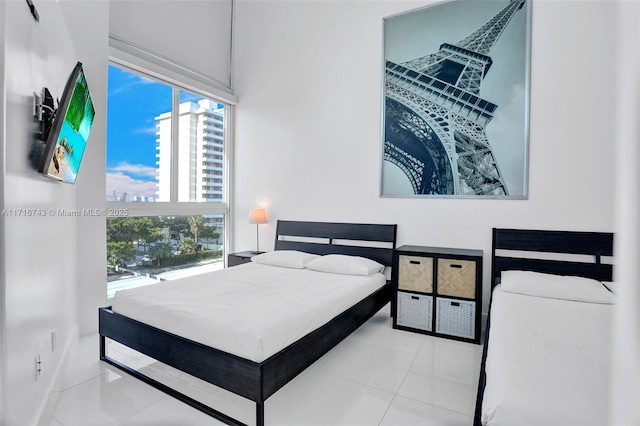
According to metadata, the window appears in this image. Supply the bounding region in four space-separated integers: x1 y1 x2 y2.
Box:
106 64 231 302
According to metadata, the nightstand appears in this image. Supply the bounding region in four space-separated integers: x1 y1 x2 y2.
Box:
392 245 483 344
227 251 264 267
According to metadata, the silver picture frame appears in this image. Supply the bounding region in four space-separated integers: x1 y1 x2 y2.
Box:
380 0 531 199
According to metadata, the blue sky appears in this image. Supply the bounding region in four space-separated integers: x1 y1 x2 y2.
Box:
106 65 169 200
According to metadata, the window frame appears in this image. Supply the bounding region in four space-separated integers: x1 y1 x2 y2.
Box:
106 55 235 253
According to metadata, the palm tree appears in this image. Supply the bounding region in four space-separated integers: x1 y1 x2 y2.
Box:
180 237 197 255
188 216 204 251
148 242 172 267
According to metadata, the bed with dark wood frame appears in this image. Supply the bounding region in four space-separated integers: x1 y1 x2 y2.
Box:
99 220 397 426
473 227 614 426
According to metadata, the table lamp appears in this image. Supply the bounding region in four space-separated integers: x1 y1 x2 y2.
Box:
249 208 268 253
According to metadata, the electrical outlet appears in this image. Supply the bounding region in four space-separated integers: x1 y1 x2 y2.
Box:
35 355 41 380
51 329 56 352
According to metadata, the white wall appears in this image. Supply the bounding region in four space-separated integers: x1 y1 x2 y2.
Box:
232 0 617 312
0 0 7 419
611 1 640 423
0 0 108 424
60 0 110 338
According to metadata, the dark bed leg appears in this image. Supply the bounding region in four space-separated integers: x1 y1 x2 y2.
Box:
256 401 264 426
99 334 106 359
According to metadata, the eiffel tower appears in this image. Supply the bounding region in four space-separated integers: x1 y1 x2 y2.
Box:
384 0 526 196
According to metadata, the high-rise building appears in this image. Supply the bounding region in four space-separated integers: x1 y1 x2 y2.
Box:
155 99 225 202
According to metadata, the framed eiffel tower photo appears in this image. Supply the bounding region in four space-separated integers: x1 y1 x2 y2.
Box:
381 0 531 198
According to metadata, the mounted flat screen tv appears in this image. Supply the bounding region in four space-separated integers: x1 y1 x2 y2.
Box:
38 62 95 183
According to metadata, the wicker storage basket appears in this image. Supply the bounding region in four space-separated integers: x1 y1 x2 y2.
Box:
398 255 433 293
437 258 476 298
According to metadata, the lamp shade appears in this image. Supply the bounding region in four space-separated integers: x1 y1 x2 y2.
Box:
249 208 268 224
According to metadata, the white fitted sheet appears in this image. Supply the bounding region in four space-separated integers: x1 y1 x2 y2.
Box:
112 262 386 362
482 285 613 426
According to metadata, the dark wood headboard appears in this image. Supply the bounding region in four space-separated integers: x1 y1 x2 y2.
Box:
491 228 614 287
274 220 397 267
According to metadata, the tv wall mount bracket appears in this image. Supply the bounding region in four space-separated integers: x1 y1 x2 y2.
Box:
33 88 57 142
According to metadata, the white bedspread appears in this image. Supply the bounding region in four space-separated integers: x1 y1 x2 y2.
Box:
482 285 613 426
112 262 386 362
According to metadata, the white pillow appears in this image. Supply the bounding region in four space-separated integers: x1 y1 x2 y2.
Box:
501 270 615 304
306 254 384 276
251 250 319 269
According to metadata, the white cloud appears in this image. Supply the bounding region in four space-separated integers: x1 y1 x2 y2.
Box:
108 70 158 97
106 172 157 200
109 162 157 178
134 125 159 135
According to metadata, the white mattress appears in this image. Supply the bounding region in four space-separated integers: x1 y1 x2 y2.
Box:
111 262 386 362
482 285 613 426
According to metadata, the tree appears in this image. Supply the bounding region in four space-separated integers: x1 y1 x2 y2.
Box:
160 216 189 238
107 217 163 269
148 242 172 266
107 241 136 267
107 217 163 244
188 216 204 251
180 237 197 255
199 225 221 248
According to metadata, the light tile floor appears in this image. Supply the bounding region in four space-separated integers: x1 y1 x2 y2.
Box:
49 305 482 426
